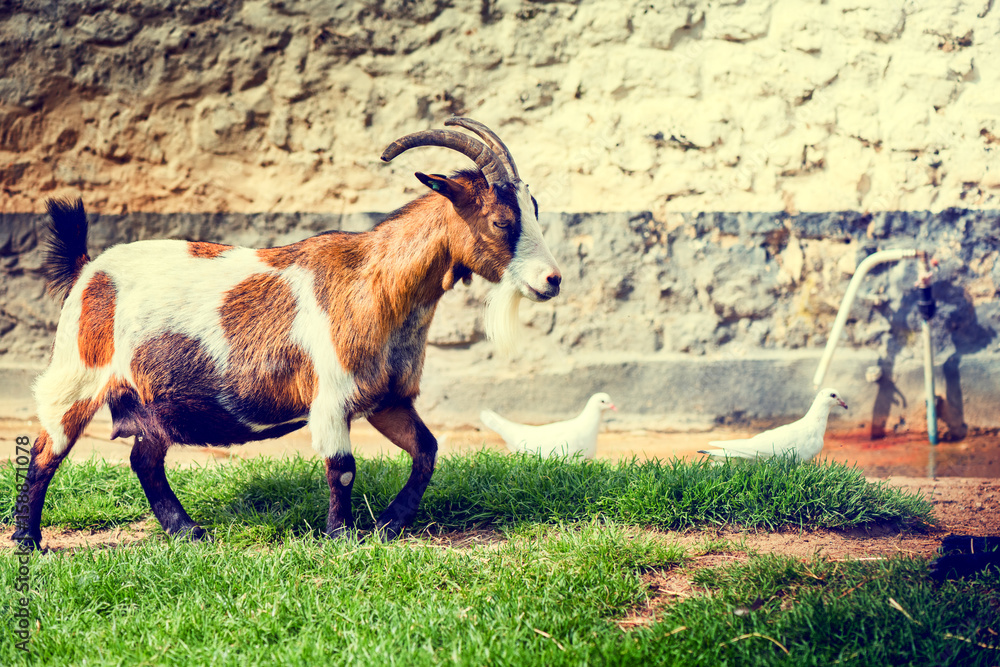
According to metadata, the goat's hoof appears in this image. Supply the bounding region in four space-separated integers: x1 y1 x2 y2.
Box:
11 530 42 552
170 525 210 542
372 521 406 543
323 524 358 541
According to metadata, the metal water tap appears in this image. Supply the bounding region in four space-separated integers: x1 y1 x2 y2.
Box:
914 252 937 321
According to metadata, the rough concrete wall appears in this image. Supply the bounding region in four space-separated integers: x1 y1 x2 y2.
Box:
1 0 998 433
3 208 997 432
1 0 998 214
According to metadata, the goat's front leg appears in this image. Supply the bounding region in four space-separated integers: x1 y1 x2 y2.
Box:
324 453 356 538
311 409 356 538
367 401 438 541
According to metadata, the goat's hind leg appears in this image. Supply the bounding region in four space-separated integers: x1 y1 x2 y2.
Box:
11 430 79 551
367 402 438 541
129 425 206 541
12 396 99 550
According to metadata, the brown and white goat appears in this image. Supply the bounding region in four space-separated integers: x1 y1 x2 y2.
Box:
12 117 562 549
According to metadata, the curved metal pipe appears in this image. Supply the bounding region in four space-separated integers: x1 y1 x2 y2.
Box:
812 248 919 390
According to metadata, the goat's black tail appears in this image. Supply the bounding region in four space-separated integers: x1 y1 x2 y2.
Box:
42 198 91 300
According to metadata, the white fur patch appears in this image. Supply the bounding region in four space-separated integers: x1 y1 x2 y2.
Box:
33 363 108 455
35 241 275 453
245 417 308 433
339 471 354 486
34 262 112 454
103 242 268 378
282 265 356 458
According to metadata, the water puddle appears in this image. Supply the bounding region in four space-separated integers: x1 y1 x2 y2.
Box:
585 429 1000 479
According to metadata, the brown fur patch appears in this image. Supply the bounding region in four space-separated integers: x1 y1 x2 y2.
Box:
128 333 297 445
259 230 437 404
78 271 115 367
60 398 98 443
367 406 420 457
30 430 56 473
260 173 517 414
102 375 138 406
446 176 517 284
220 273 317 423
188 241 232 259
130 332 218 403
99 375 147 440
257 245 302 270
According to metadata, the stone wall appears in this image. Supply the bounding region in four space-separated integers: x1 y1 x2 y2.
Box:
1 0 998 214
3 208 998 433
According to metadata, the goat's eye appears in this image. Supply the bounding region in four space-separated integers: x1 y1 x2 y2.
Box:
494 219 511 229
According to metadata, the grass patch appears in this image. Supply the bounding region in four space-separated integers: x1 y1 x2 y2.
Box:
2 459 150 530
0 452 990 665
1 525 996 666
0 522 685 666
682 554 1000 665
0 451 933 543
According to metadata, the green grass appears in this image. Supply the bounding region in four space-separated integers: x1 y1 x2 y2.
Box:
686 554 1000 665
1 524 997 666
0 451 934 544
0 453 994 665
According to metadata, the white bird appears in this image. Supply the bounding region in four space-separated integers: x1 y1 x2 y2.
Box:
698 388 848 463
480 393 617 459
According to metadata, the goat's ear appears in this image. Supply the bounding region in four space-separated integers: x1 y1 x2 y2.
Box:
415 172 469 205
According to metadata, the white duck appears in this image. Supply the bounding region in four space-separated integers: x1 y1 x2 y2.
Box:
480 393 617 459
698 388 848 462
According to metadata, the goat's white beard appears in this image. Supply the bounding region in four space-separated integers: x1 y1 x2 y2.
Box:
483 274 523 358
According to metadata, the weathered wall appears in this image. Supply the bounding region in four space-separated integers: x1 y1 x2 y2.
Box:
1 0 998 434
3 208 998 433
1 0 998 214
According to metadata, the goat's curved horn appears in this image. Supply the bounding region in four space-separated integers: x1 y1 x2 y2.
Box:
444 117 520 182
381 129 508 187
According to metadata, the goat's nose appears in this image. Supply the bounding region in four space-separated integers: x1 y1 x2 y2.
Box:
547 273 562 289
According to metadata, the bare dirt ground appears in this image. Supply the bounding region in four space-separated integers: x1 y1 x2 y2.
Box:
2 415 997 564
